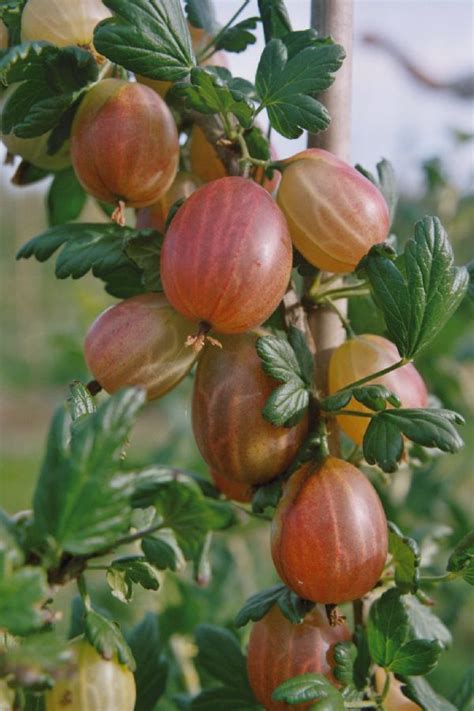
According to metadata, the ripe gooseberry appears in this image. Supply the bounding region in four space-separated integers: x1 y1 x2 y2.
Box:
192 333 308 485
328 334 428 445
374 668 421 710
21 0 111 48
71 79 179 224
210 470 253 503
161 177 292 335
136 171 202 233
277 148 389 272
45 639 135 711
84 293 199 400
247 605 351 711
271 456 388 604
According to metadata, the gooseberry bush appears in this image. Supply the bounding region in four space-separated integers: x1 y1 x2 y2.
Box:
0 1 473 710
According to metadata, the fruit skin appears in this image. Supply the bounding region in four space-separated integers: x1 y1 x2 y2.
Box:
276 148 389 272
84 293 199 400
210 469 253 503
136 171 202 233
161 177 292 334
247 605 351 711
45 639 135 711
2 131 71 171
193 333 308 485
0 20 8 49
21 0 111 47
271 456 388 604
328 334 428 445
374 668 421 710
71 79 179 208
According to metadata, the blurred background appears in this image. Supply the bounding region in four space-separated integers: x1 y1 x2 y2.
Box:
1 0 473 705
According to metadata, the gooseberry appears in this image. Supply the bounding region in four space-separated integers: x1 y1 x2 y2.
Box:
328 334 428 445
21 0 111 48
192 333 308 485
136 171 202 233
276 148 389 272
71 79 179 223
247 604 351 711
210 469 253 503
161 177 292 334
84 293 199 400
271 456 388 604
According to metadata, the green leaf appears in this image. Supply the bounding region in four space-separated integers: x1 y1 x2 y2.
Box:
321 384 400 413
388 522 421 593
258 0 292 43
85 608 135 670
401 676 458 711
16 223 163 298
141 530 185 572
358 216 469 359
184 0 219 34
0 567 48 636
215 17 258 53
363 408 464 473
451 666 474 711
152 481 234 563
68 381 96 422
255 36 344 138
353 625 371 690
333 641 357 687
94 0 195 81
320 390 353 412
1 43 98 138
106 556 160 603
288 326 314 386
402 596 452 648
235 584 313 627
32 388 145 556
0 0 27 46
251 478 282 513
131 466 217 507
272 673 344 710
173 66 254 128
195 625 251 692
47 168 87 226
388 638 442 675
262 379 309 427
126 614 168 711
256 334 305 385
367 588 409 667
447 530 474 584
191 688 259 711
356 159 398 226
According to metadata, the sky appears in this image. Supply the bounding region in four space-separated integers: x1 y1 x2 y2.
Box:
215 0 474 192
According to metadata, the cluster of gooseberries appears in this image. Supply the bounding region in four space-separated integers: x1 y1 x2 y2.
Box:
1 2 427 709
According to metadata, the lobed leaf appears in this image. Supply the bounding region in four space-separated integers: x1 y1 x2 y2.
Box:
106 556 160 603
272 673 344 709
141 530 185 572
258 0 292 43
184 0 219 34
333 641 357 686
215 17 259 53
255 36 344 138
85 608 135 670
363 407 464 473
256 334 304 385
402 595 452 648
447 530 474 585
94 0 195 81
1 42 97 138
400 676 458 711
0 567 48 636
388 522 421 593
359 216 469 359
367 588 409 667
235 583 314 627
32 388 145 556
262 379 309 427
388 638 442 676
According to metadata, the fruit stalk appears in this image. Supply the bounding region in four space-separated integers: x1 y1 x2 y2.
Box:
308 0 354 411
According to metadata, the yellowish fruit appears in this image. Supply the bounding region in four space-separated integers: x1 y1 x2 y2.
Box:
21 0 111 47
374 668 421 710
45 639 136 711
2 131 71 171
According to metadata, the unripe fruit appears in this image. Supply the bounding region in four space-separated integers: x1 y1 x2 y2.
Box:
247 605 351 711
21 0 111 48
84 293 199 400
374 668 421 710
161 177 292 334
271 457 388 604
277 148 390 272
45 639 135 711
210 469 253 503
193 333 308 485
1 131 71 171
71 80 179 217
136 171 202 233
328 335 428 445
